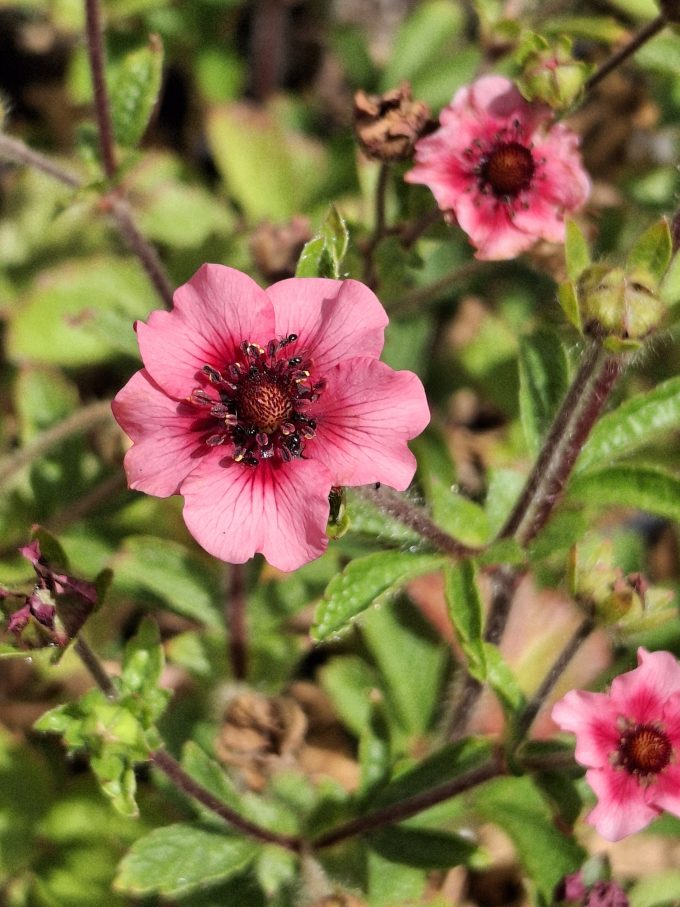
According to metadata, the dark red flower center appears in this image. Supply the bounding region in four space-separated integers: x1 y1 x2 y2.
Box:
480 141 535 197
618 723 672 776
190 334 325 468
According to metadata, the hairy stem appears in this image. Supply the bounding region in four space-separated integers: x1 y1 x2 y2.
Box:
585 14 666 94
151 749 302 852
313 755 504 849
0 399 113 486
106 194 175 309
447 566 521 740
74 637 118 699
362 162 390 289
355 485 480 559
226 564 247 681
513 613 596 741
511 354 623 547
84 0 117 179
0 133 81 188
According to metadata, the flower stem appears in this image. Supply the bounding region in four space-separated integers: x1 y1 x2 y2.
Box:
511 353 623 547
446 566 521 740
105 194 175 309
72 621 301 852
73 636 118 699
313 754 504 849
362 162 390 289
84 0 117 180
226 564 248 681
0 399 113 487
499 342 622 546
512 613 596 741
0 133 81 188
355 484 480 559
150 749 302 852
585 14 666 94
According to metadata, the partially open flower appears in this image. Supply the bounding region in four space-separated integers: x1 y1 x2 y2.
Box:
552 648 680 841
405 76 590 260
354 82 432 162
112 265 430 571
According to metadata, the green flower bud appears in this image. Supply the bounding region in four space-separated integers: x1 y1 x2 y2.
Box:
577 264 666 342
516 33 593 110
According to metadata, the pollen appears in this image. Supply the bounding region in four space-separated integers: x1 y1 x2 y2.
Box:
480 141 535 197
618 723 673 777
237 375 294 433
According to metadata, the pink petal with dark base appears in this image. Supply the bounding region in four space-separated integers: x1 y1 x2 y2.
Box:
551 689 619 768
650 763 680 818
267 278 388 372
586 768 659 841
112 370 210 497
311 357 430 489
610 648 680 723
181 456 331 572
137 265 275 399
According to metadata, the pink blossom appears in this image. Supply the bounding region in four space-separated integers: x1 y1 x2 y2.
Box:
112 265 430 572
405 75 590 260
552 648 680 841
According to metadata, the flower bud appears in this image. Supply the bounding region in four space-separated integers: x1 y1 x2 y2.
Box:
577 264 666 343
516 34 592 109
353 83 432 162
250 217 312 282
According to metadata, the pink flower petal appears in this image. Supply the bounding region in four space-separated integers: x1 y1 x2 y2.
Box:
535 127 591 210
455 195 537 260
585 767 658 841
552 689 620 767
112 370 209 497
137 264 275 398
610 648 680 723
649 764 680 818
181 456 331 572
266 278 388 372
311 357 430 489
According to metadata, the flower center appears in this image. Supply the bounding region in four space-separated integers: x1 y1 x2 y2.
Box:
189 334 325 468
480 141 535 197
237 374 294 433
618 723 672 776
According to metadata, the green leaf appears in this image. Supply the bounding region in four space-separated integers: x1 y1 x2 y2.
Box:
367 849 427 905
383 0 463 88
345 491 421 546
110 36 164 149
518 330 569 456
485 468 526 537
361 595 448 735
628 870 680 907
120 617 169 726
473 776 585 902
564 219 591 282
626 220 672 284
358 700 391 797
295 204 349 279
254 846 297 899
376 737 493 812
90 752 138 818
207 102 327 222
312 550 445 641
114 824 256 897
482 643 525 715
319 655 382 738
569 465 680 522
112 536 222 627
576 376 680 474
557 281 582 333
445 561 484 676
660 250 680 306
7 257 157 366
369 826 478 869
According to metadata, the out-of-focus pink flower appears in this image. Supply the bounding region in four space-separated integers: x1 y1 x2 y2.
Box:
552 648 680 841
112 265 430 572
405 75 590 260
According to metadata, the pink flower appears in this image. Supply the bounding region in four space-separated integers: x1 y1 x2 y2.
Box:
552 648 680 841
405 75 590 260
112 265 429 572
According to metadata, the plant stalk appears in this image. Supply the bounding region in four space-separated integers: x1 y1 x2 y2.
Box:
84 0 117 180
226 564 248 681
355 485 480 559
585 15 666 94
